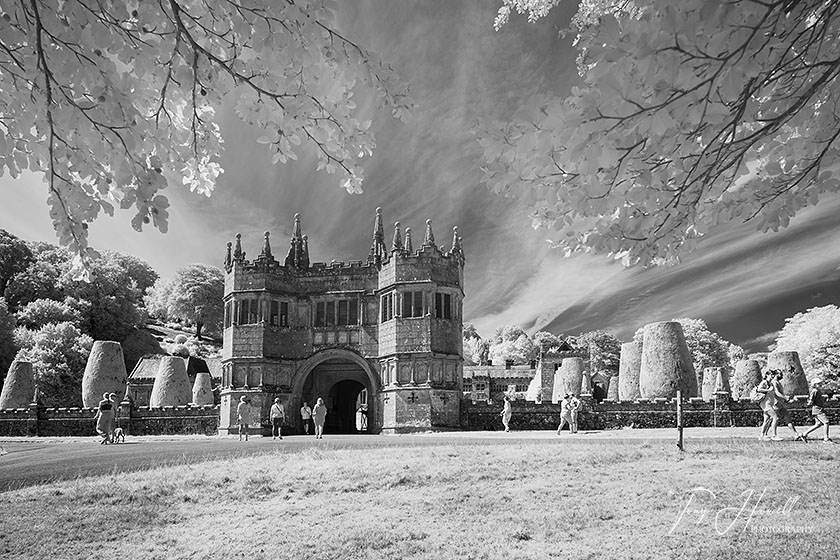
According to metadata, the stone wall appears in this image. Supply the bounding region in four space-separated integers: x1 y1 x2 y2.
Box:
461 395 840 431
0 404 220 437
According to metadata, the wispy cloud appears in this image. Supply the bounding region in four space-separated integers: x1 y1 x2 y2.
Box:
1 1 837 355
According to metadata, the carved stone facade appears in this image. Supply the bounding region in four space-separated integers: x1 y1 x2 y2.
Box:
219 209 465 434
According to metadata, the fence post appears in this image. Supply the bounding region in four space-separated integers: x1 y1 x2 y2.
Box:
27 402 39 437
119 398 133 435
676 390 684 451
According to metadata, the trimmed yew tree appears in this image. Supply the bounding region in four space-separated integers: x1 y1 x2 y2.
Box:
0 360 35 409
731 359 762 400
81 340 127 407
618 341 642 401
639 321 697 398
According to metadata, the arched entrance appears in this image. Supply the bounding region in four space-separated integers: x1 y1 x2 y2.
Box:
326 380 367 433
293 349 379 434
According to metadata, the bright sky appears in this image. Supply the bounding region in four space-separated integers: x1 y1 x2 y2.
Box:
1 0 838 352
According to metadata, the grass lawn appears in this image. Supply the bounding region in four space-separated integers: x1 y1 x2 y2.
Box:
1 438 837 560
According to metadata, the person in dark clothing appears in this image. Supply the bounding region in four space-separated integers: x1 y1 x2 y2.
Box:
803 378 833 443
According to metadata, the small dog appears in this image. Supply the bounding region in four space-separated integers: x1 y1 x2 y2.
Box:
112 427 125 443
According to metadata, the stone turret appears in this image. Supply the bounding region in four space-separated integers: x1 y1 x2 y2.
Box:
0 360 35 409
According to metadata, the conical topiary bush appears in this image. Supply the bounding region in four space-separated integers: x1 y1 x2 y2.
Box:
715 367 731 394
618 341 642 401
149 356 191 407
767 351 809 396
551 368 563 403
0 360 35 409
81 341 127 408
731 360 762 399
560 357 585 397
639 322 697 398
192 372 214 406
606 375 619 401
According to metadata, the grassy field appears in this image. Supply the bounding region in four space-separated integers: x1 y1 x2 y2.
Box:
1 439 837 560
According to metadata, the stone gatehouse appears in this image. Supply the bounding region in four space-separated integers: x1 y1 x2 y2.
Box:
218 209 465 434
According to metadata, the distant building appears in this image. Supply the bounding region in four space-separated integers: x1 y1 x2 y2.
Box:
219 209 465 434
463 364 535 402
127 355 222 406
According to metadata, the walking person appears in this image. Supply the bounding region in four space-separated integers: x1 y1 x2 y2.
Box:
107 393 119 442
770 371 806 442
270 397 286 440
556 394 573 435
237 396 252 442
312 397 327 439
93 392 114 444
356 403 368 432
803 378 833 443
755 370 778 440
500 396 512 432
300 401 313 435
569 394 581 434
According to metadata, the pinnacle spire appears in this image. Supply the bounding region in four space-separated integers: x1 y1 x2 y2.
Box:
423 219 435 247
283 213 308 269
404 227 413 254
284 237 296 268
451 226 464 262
292 213 302 241
368 207 387 266
260 231 272 259
233 233 244 261
392 221 403 252
224 241 232 270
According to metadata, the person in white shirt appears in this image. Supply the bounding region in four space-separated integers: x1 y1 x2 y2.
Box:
236 396 252 442
300 401 313 435
569 395 581 433
270 397 286 440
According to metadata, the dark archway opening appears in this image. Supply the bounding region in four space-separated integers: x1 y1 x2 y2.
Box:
327 380 366 434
